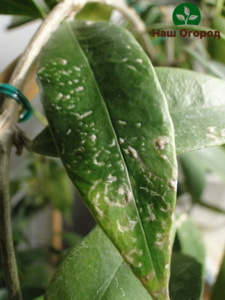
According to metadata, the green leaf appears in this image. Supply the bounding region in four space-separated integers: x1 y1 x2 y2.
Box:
33 67 225 157
7 16 36 29
179 153 206 203
175 214 205 265
76 3 112 21
45 227 152 300
38 21 177 298
0 0 44 17
169 253 204 300
211 252 225 300
155 67 225 154
30 127 58 157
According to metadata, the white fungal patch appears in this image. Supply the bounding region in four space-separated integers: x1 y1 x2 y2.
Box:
136 58 143 64
90 134 97 142
65 95 71 99
74 79 79 83
123 249 143 268
74 66 81 71
155 240 164 250
207 126 216 133
109 139 116 147
121 57 128 62
221 129 225 137
160 202 171 213
68 80 73 85
75 111 93 120
118 120 127 125
117 218 138 233
56 93 63 100
153 136 169 150
168 179 177 191
75 86 84 92
66 129 72 135
145 204 156 222
136 123 141 128
127 146 139 159
165 264 169 270
93 152 105 166
127 65 136 71
126 45 131 49
59 58 67 65
119 138 125 144
106 174 117 183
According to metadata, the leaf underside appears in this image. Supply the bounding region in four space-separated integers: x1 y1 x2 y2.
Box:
38 21 177 298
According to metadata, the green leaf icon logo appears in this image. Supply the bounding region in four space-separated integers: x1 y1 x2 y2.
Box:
173 3 201 26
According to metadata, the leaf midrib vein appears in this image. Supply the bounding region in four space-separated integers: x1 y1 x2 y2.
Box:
67 22 158 286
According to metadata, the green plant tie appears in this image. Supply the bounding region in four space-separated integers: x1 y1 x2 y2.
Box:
0 83 32 122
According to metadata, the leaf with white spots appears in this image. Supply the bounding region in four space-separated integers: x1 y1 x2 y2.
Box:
37 21 177 299
155 67 225 154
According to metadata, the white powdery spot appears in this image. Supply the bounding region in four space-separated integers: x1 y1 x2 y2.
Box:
118 120 127 125
145 204 156 222
93 152 105 167
56 93 63 100
124 146 140 161
90 134 97 142
126 45 131 49
59 58 67 65
68 80 73 85
123 249 143 268
119 138 125 144
121 57 128 62
160 202 171 213
168 179 177 191
66 128 72 135
74 79 79 83
75 111 93 120
136 58 143 64
127 65 136 71
93 194 104 218
117 218 138 233
65 95 71 99
75 86 84 92
74 66 81 71
207 126 216 133
107 174 117 183
165 264 169 270
109 139 116 147
136 123 141 128
153 136 169 150
221 129 225 137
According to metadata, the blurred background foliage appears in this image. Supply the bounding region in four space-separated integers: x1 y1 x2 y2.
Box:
1 0 225 299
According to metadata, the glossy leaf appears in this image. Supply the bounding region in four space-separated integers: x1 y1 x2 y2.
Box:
0 0 44 17
38 21 177 298
76 3 112 21
45 227 152 300
30 126 58 157
175 214 205 266
169 253 204 300
7 16 36 29
33 67 225 157
211 251 225 300
179 152 206 203
155 67 225 154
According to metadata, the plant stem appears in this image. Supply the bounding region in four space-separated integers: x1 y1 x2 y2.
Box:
0 1 86 299
0 1 152 298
